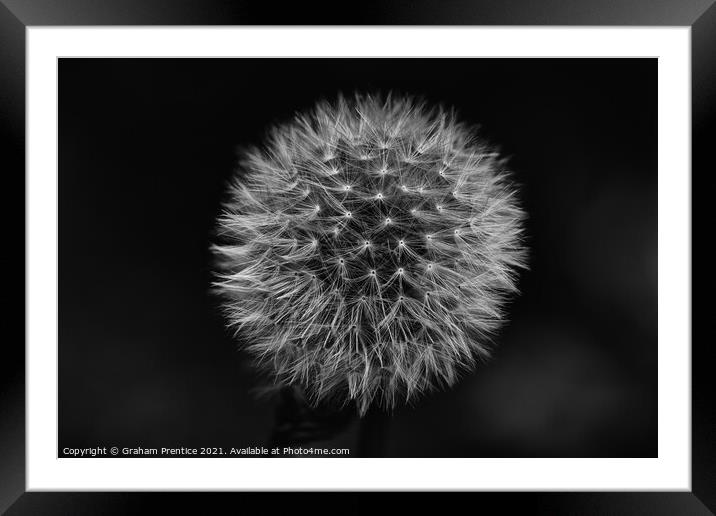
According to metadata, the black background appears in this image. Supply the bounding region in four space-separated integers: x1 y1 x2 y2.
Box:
59 58 656 458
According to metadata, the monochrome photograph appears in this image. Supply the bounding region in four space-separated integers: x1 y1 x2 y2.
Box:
58 57 657 459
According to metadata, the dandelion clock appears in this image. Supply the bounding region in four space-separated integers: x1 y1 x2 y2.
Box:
212 93 527 420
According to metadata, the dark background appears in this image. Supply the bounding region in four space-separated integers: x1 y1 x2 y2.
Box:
59 58 657 458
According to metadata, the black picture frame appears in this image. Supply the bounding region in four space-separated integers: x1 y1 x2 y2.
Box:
2 1 710 514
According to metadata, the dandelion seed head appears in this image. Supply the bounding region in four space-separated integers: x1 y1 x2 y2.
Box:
212 93 527 415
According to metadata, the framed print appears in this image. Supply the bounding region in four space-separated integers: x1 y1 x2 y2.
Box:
2 1 710 514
